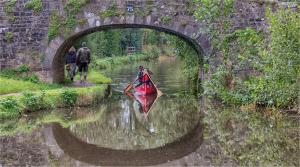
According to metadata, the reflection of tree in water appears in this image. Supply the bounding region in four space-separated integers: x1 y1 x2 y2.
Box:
70 97 200 150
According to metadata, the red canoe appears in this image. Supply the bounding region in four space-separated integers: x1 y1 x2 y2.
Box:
134 74 157 95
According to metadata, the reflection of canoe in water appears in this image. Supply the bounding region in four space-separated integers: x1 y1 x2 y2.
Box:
134 93 158 114
134 73 157 95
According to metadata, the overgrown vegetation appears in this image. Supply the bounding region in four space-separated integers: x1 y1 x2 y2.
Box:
25 0 42 12
60 89 78 107
195 1 300 108
48 0 88 41
160 16 172 24
21 91 47 112
0 97 19 119
99 3 121 17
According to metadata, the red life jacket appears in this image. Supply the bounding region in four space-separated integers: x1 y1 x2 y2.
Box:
141 72 150 83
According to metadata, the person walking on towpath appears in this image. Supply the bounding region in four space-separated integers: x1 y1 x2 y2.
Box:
65 46 77 81
76 42 91 83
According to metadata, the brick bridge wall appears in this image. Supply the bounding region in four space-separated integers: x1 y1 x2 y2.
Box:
0 0 296 82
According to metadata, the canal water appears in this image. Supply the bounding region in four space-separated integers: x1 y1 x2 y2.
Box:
0 56 299 166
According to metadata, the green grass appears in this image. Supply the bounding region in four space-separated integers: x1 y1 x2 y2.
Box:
75 70 112 84
0 77 61 95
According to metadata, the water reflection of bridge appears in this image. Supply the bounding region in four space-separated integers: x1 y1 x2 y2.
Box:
50 121 203 166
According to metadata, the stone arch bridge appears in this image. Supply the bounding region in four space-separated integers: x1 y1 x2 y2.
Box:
0 0 269 83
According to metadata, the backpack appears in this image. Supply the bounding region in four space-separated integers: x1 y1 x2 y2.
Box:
79 47 90 63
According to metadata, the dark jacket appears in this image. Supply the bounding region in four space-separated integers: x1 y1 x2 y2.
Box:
66 51 76 64
76 47 91 65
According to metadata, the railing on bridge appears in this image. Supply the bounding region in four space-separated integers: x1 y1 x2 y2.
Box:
127 46 136 55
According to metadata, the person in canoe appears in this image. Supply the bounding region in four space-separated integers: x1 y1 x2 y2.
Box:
124 66 162 95
131 66 158 95
135 66 153 87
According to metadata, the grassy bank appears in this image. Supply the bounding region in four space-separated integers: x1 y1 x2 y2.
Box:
0 85 109 120
93 52 159 70
0 77 61 95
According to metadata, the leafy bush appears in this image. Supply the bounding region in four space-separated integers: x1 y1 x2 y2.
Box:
24 75 40 83
0 64 30 79
16 64 30 73
203 7 300 108
60 89 78 106
0 97 19 113
21 91 46 112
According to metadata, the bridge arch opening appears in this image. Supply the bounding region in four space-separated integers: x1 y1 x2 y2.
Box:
51 24 205 83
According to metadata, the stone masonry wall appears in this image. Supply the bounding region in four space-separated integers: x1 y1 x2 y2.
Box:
0 0 297 81
0 0 63 70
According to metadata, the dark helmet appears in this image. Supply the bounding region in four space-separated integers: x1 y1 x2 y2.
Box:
81 42 87 47
139 65 144 70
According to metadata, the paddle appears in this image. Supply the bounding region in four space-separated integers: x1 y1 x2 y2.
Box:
124 78 138 93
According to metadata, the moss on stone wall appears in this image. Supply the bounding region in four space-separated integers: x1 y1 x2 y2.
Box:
48 13 61 41
4 0 17 13
99 3 122 17
5 32 13 42
160 16 172 24
25 0 42 12
48 0 89 41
